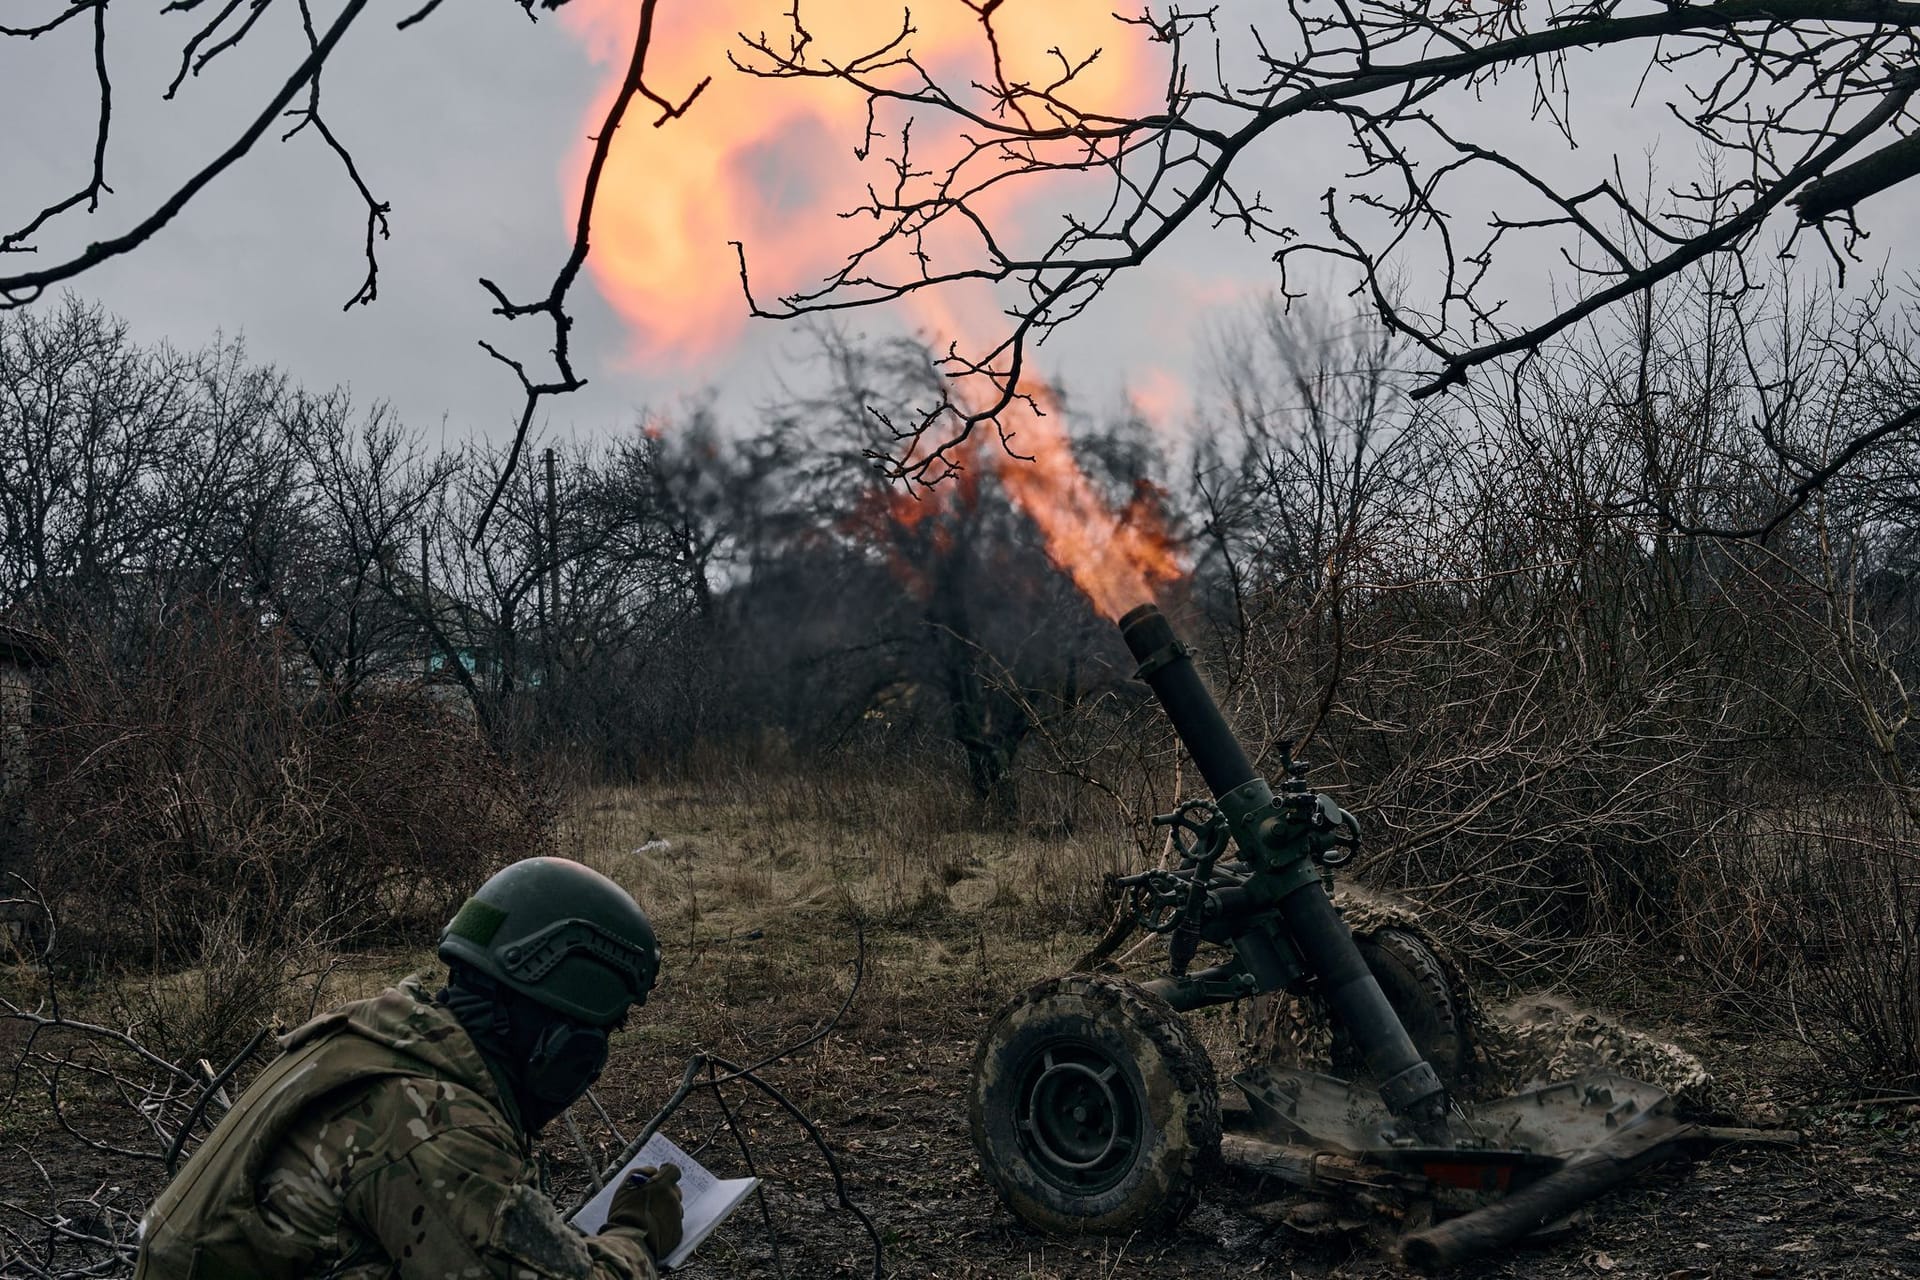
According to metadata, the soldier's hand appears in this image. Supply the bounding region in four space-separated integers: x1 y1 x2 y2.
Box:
606 1163 684 1261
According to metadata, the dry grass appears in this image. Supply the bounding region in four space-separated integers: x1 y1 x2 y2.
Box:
539 769 1261 1122
552 767 1141 949
10 763 1920 1277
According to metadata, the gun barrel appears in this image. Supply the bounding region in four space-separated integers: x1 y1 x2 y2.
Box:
1119 602 1447 1128
1118 604 1256 795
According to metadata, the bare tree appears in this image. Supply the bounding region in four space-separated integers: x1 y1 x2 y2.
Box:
0 0 708 535
13 4 1920 524
730 1 1920 512
258 391 456 703
0 297 295 630
0 0 380 308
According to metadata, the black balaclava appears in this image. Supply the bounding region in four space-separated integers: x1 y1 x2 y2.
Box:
436 963 613 1134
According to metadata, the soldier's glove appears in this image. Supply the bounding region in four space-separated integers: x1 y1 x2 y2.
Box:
606 1163 684 1262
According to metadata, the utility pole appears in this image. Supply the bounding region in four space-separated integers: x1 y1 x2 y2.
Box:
420 526 431 679
544 446 561 637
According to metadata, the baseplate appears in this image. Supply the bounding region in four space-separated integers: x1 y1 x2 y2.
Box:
1233 1064 1680 1180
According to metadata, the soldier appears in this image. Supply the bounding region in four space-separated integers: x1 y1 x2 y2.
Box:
135 857 685 1280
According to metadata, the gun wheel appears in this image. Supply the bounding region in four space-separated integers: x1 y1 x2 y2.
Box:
1332 926 1473 1092
970 974 1219 1236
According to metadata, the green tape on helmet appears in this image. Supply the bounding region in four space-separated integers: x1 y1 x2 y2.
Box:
447 898 509 947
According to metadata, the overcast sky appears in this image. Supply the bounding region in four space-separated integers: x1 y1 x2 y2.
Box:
4 1 1918 458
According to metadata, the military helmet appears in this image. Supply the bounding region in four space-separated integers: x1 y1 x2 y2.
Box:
439 857 660 1026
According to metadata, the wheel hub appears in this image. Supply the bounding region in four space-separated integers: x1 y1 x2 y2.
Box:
1016 1038 1142 1193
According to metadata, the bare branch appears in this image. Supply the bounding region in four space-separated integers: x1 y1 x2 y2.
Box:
471 0 710 539
724 0 1920 492
0 0 374 309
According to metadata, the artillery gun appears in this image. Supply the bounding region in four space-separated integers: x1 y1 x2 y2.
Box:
969 604 1790 1266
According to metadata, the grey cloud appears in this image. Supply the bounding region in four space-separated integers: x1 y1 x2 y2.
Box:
3 1 1917 456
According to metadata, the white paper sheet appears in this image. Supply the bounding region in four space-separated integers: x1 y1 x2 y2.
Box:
570 1132 759 1271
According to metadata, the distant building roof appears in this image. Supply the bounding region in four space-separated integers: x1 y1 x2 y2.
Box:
0 626 55 669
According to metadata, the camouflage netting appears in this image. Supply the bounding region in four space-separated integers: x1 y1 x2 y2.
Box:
1476 996 1713 1109
1245 889 1715 1112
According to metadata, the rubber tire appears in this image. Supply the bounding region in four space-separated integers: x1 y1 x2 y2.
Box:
1332 927 1472 1092
970 974 1219 1235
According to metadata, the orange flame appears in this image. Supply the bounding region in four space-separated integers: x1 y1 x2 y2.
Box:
561 1 1185 618
990 390 1183 619
900 283 1187 620
560 1 1153 360
839 447 983 600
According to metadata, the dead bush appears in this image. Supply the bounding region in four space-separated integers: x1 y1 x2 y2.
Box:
102 900 340 1065
1675 802 1920 1091
24 606 552 986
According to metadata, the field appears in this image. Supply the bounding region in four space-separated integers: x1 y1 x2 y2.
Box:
535 780 1920 1278
5 774 1920 1279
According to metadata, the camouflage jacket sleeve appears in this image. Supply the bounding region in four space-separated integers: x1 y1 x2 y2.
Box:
340 1100 659 1280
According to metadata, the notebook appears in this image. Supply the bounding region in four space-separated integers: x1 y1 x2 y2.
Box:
570 1131 760 1271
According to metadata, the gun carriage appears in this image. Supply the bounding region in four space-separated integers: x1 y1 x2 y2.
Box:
968 604 1791 1266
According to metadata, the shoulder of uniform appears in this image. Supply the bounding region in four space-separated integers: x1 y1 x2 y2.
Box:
321 1071 525 1174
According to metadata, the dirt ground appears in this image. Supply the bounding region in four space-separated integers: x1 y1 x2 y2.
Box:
5 780 1920 1278
582 915 1920 1280
556 785 1920 1279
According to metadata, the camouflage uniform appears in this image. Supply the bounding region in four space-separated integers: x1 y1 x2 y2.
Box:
135 977 657 1280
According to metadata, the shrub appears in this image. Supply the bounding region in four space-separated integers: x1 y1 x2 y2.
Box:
25 605 552 975
1674 800 1920 1091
